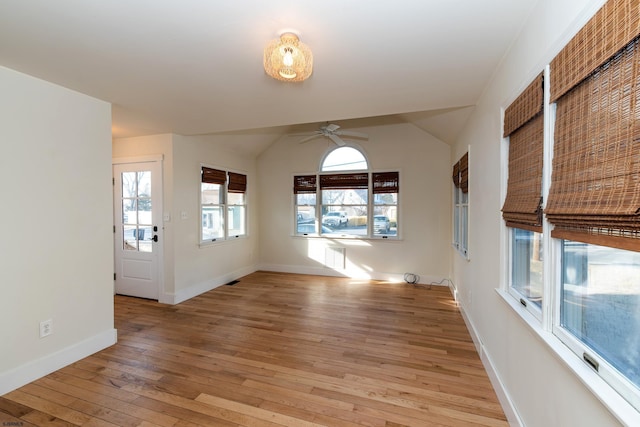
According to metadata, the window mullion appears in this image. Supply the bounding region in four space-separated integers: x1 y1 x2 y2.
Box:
368 171 373 237
541 65 554 332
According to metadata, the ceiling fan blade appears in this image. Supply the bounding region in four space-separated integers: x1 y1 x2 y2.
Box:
289 132 317 137
328 134 346 146
336 130 369 139
325 123 340 132
298 134 322 144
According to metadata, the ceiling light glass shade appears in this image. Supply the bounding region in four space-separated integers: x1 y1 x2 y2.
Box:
264 32 313 82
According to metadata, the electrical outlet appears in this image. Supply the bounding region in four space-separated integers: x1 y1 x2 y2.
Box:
39 319 52 338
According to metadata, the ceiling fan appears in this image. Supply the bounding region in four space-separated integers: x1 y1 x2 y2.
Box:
295 123 369 146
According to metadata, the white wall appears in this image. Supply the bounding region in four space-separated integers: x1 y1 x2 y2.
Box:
171 134 258 302
451 0 624 426
113 133 258 303
257 120 451 283
0 67 116 394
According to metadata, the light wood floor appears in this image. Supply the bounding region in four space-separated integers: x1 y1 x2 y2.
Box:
0 271 508 427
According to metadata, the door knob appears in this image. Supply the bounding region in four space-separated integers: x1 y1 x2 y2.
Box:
152 235 158 242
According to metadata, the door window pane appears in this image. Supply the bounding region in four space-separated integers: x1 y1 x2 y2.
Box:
121 172 137 199
120 171 153 253
137 171 151 198
123 225 138 251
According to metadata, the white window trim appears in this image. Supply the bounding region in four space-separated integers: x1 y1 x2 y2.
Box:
199 164 248 247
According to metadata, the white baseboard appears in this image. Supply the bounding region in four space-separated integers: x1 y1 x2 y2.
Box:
164 265 258 305
456 301 523 427
0 328 117 396
258 263 348 278
257 263 448 286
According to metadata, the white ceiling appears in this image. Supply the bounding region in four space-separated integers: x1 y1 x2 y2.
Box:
0 1 536 151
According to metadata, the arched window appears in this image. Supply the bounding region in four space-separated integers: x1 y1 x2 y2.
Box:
321 146 368 171
294 145 398 239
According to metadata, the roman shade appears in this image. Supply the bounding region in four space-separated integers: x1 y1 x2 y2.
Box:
550 0 640 102
502 74 544 232
504 74 544 137
546 0 640 250
373 172 399 194
320 173 369 189
228 172 247 193
294 175 317 194
452 153 469 194
201 167 226 185
452 162 460 188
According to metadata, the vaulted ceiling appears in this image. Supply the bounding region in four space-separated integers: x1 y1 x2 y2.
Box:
0 1 536 151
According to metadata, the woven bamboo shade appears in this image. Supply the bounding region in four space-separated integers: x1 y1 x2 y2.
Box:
373 172 399 194
228 172 247 193
452 162 460 187
452 153 468 193
201 167 226 184
546 37 640 250
502 114 544 232
459 153 469 193
502 73 544 232
550 0 640 102
504 74 544 137
320 173 369 189
294 175 317 194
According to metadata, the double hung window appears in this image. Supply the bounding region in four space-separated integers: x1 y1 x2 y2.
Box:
502 0 640 413
452 153 469 257
502 74 544 312
546 14 640 407
200 166 247 244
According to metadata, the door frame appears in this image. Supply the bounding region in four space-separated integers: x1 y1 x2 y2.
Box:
112 154 164 301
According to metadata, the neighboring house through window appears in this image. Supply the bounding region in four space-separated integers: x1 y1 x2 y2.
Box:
294 145 399 239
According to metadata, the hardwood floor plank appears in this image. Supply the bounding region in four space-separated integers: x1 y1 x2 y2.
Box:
120 384 281 427
195 393 325 427
18 411 74 427
1 272 507 426
3 390 91 425
35 375 180 427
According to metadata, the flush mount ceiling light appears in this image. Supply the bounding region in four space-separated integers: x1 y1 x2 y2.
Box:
263 32 313 82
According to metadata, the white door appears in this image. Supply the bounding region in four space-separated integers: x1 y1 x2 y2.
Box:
113 159 163 300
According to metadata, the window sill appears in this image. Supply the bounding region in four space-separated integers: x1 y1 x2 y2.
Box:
496 288 640 426
452 243 470 261
293 233 401 242
199 235 247 248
